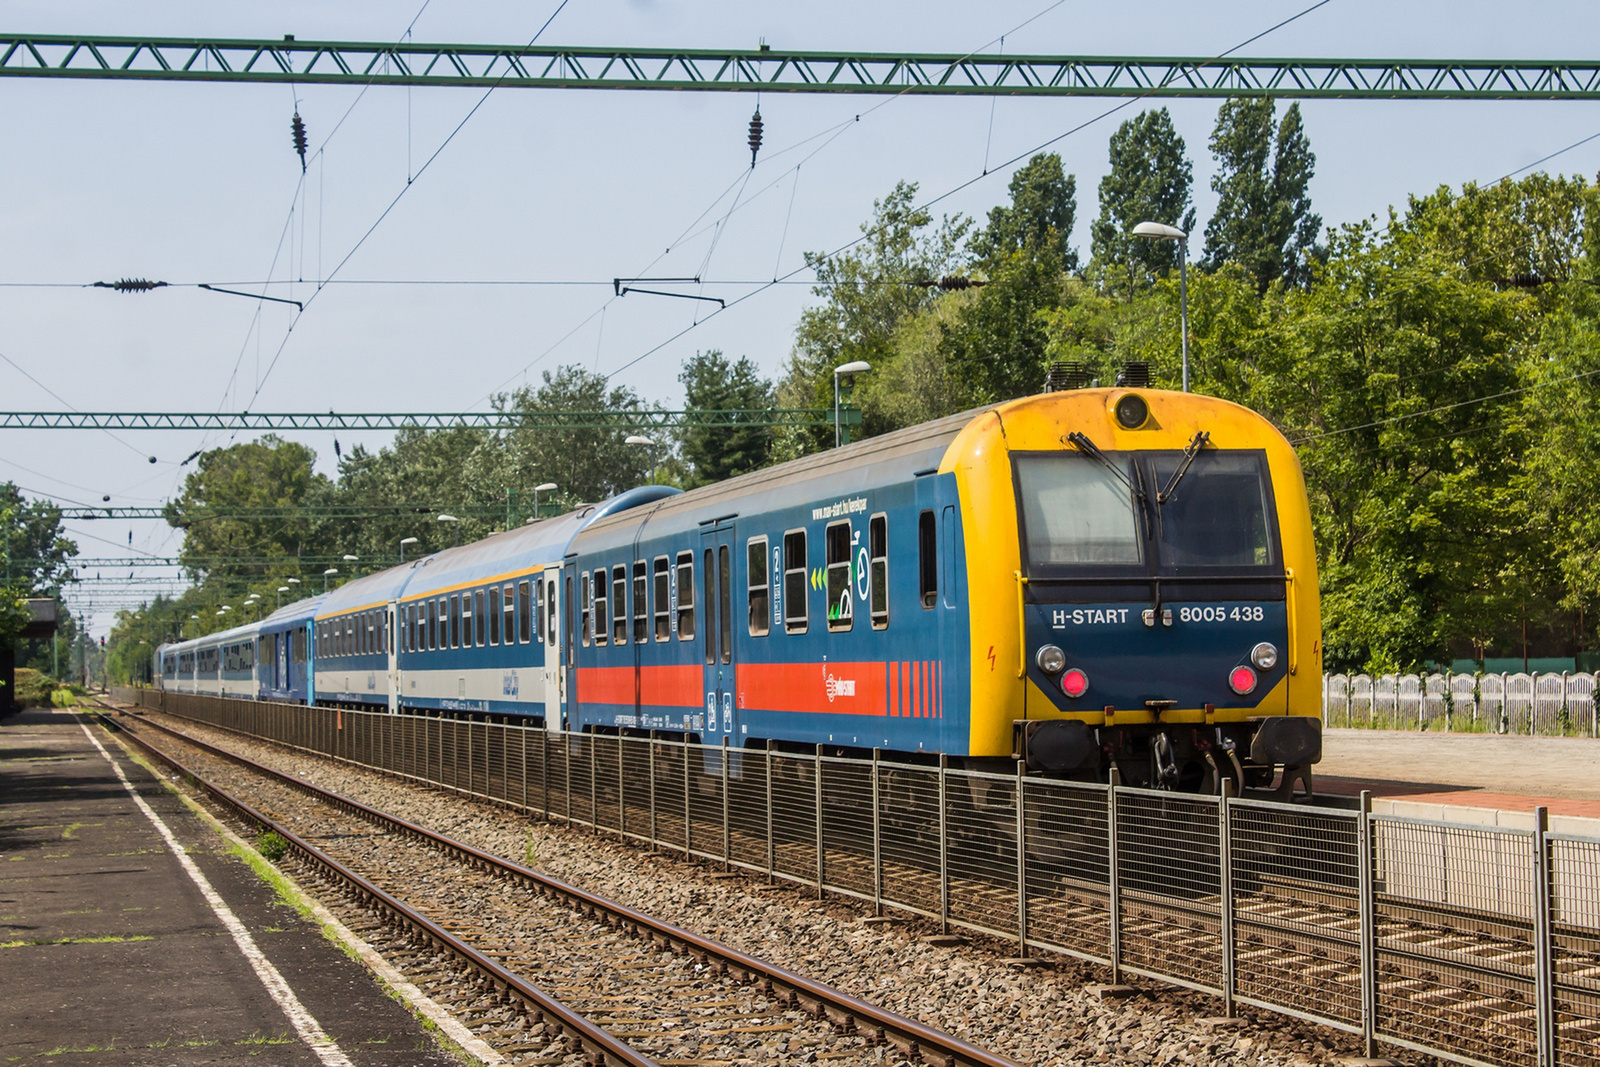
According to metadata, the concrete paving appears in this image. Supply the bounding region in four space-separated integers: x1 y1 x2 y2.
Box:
0 707 463 1066
1317 726 1600 812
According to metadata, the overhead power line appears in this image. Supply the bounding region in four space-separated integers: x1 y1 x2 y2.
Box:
3 36 1597 99
0 407 861 431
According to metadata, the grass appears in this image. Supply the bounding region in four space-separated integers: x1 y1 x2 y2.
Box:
1 934 154 949
236 1031 293 1046
255 830 289 862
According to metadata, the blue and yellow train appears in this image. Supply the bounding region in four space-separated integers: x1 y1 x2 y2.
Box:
156 385 1324 794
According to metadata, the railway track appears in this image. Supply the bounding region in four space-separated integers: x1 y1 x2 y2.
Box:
94 705 1022 1067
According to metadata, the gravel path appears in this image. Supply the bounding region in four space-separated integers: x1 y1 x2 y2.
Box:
137 710 1396 1066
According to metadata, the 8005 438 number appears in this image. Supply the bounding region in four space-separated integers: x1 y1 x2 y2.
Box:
1178 605 1265 623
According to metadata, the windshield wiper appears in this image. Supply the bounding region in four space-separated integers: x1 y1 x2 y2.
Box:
1158 431 1211 505
1067 431 1152 538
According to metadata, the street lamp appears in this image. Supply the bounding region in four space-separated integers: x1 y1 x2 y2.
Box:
437 514 460 547
323 567 339 592
833 361 871 447
399 536 419 563
624 436 658 485
1131 221 1190 393
276 585 290 608
532 482 557 520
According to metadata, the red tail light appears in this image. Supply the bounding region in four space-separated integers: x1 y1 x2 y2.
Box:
1229 665 1258 695
1060 668 1089 698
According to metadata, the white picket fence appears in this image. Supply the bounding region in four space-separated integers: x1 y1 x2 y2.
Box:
1322 671 1598 736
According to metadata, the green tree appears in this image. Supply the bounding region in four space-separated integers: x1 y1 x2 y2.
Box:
678 350 774 487
1 484 77 591
1090 108 1195 283
1202 98 1321 291
970 153 1078 271
776 181 970 457
494 365 654 505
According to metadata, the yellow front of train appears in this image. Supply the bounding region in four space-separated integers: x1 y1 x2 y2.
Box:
942 387 1323 794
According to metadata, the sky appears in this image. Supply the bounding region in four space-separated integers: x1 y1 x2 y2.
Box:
3 0 1599 635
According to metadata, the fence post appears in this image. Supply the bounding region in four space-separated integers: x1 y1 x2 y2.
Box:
521 725 529 812
1108 763 1122 985
872 749 883 917
588 734 597 832
1016 760 1028 958
619 732 627 834
721 736 731 869
649 732 658 850
1533 806 1555 1067
938 754 950 935
765 747 775 883
815 743 825 899
1219 777 1235 1017
1357 790 1376 1059
541 728 550 818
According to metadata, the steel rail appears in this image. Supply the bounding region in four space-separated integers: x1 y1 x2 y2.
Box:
93 709 656 1067
112 707 1023 1067
3 35 1598 100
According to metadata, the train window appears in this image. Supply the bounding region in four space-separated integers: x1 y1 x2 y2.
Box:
427 599 437 650
632 562 647 644
718 545 732 665
293 629 305 664
783 530 808 634
547 579 557 648
593 569 609 646
747 537 770 637
504 583 516 644
918 510 938 609
473 589 486 647
612 565 627 645
489 587 502 646
653 557 670 641
518 581 532 644
675 552 695 640
826 522 854 632
1014 453 1143 566
869 513 889 629
445 595 457 649
405 605 414 652
581 572 592 646
703 548 715 665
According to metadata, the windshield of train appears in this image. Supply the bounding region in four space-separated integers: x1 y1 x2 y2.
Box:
1014 453 1144 566
1015 449 1277 573
1150 451 1274 568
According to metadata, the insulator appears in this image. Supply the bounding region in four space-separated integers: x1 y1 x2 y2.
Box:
94 278 168 293
333 438 342 460
747 109 763 167
913 276 986 291
148 455 157 464
291 112 309 173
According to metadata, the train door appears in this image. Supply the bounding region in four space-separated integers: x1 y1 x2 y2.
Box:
699 523 737 745
386 602 399 714
305 620 317 706
561 559 577 733
544 570 563 732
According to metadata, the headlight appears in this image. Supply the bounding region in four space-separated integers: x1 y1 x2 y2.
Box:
1035 644 1066 674
1114 393 1149 429
1250 642 1279 670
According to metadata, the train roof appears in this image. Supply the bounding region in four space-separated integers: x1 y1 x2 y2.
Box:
259 592 326 628
164 617 261 654
575 410 978 551
316 485 681 612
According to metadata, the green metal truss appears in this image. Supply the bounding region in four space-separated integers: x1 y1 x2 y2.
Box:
0 408 858 431
2 34 1596 99
62 504 511 520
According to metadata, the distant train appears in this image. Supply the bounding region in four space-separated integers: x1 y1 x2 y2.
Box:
156 385 1324 795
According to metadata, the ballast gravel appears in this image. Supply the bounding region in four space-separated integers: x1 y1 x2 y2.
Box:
141 711 1401 1066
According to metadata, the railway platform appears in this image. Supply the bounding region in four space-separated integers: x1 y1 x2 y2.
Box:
0 706 460 1065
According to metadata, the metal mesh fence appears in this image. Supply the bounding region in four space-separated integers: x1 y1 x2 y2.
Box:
1115 790 1223 994
126 689 1600 1067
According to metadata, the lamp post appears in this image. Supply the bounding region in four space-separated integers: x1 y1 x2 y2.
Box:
276 585 290 609
437 514 460 547
1131 221 1189 392
532 482 557 520
323 567 338 592
342 553 359 576
399 536 418 563
624 436 658 485
833 360 871 447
